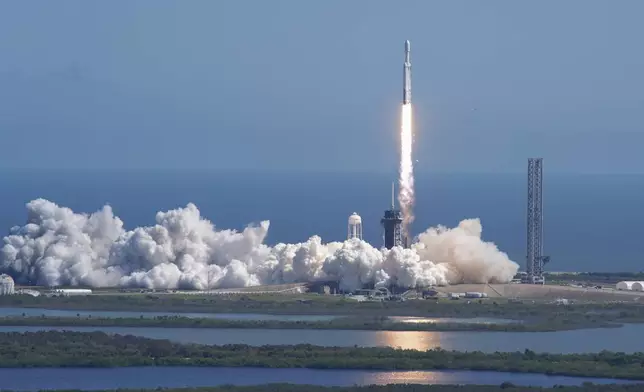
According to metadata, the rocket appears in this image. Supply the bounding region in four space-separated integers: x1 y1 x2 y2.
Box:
403 40 411 105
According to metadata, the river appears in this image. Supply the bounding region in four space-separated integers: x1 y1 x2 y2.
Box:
2 323 643 353
0 367 637 390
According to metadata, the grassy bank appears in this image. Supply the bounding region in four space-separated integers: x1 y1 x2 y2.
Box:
1 331 643 381
0 315 620 332
3 293 644 318
4 385 643 392
2 294 644 331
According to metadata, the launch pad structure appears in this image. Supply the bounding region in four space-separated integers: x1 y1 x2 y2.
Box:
379 40 412 251
525 158 550 284
382 183 407 249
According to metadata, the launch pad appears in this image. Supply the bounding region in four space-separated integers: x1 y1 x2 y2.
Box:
379 40 413 250
382 207 404 249
381 182 408 249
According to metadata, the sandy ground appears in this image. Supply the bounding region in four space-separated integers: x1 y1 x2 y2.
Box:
436 283 644 301
17 282 643 302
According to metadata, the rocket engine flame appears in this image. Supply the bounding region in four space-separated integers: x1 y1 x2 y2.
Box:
399 103 415 239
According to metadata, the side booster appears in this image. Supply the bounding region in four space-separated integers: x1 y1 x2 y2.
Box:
403 40 411 105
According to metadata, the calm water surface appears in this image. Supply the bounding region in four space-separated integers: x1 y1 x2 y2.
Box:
3 324 644 353
0 308 518 324
0 367 637 391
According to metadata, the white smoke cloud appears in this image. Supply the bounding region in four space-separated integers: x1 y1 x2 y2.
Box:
0 199 519 291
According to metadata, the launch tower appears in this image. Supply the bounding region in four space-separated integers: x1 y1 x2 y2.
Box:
382 183 406 249
526 158 550 284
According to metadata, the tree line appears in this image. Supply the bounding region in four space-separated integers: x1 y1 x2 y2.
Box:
8 383 644 392
0 331 642 381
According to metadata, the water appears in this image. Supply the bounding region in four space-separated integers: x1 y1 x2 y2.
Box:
0 308 519 324
388 316 519 324
0 170 642 272
0 367 636 391
3 324 644 354
0 307 517 324
0 308 340 322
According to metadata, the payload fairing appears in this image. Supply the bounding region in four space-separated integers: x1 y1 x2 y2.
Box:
403 40 411 104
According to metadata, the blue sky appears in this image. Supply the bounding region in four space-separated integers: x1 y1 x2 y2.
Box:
0 0 642 173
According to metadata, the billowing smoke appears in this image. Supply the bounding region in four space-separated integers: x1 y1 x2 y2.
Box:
0 199 519 291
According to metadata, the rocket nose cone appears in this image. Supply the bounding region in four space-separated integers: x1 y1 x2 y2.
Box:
405 40 410 51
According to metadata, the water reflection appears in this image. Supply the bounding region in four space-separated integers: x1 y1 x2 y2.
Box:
375 330 441 351
0 367 636 391
1 323 644 353
389 316 518 325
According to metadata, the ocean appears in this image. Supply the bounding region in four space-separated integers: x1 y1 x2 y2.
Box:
0 169 641 272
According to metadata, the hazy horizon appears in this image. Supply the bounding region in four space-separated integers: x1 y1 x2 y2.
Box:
1 170 641 273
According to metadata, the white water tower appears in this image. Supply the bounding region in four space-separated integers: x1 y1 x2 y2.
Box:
0 274 14 295
348 212 363 240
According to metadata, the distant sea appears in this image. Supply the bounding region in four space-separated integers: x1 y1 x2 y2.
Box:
0 169 641 272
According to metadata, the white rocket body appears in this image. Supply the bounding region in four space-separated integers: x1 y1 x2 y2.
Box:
403 40 411 105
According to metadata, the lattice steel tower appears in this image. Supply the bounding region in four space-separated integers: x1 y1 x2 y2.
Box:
526 158 549 283
382 182 404 249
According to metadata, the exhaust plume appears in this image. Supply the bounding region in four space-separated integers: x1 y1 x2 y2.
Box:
0 199 519 291
398 103 415 239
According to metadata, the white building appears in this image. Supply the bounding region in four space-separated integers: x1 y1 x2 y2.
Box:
616 281 644 291
348 212 363 240
616 281 633 290
16 289 40 297
0 275 14 295
50 288 92 296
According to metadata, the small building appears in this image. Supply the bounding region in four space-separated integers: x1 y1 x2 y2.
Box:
50 288 92 296
0 275 15 295
16 289 40 297
464 292 488 299
422 289 438 298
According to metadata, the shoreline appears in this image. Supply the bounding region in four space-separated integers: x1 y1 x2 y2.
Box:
3 294 644 332
0 382 641 392
0 315 623 332
0 331 643 381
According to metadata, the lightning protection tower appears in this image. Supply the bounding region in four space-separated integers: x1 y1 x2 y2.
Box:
348 212 363 240
382 182 404 249
526 158 549 284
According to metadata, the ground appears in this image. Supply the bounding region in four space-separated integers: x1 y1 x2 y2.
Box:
436 283 644 301
16 281 644 302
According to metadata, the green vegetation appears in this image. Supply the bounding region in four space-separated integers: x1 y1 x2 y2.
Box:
4 292 420 315
0 314 621 332
3 293 644 331
6 385 644 392
1 331 644 381
1 292 643 318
